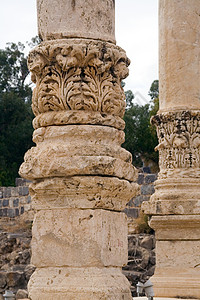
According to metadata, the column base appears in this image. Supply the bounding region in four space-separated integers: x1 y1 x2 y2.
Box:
147 216 200 298
28 267 132 300
151 269 200 298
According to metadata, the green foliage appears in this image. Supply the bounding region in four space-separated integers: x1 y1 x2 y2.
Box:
0 41 35 186
149 79 159 101
0 43 29 94
149 80 159 117
135 211 154 234
125 89 134 109
123 81 159 170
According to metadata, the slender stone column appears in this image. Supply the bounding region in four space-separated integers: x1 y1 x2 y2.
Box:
19 1 138 299
143 0 200 297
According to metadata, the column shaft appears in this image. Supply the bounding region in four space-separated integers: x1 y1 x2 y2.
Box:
159 0 200 112
143 0 200 297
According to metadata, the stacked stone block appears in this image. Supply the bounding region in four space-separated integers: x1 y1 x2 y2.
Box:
125 171 157 221
0 181 31 219
19 1 139 299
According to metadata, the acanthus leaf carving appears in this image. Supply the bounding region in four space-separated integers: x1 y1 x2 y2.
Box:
152 111 200 178
28 39 129 118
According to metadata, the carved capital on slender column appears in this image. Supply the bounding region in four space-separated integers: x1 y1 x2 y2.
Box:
28 39 130 126
143 110 200 215
152 110 200 179
143 1 200 297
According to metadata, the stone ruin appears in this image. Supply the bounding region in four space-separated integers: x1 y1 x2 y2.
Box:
19 0 139 299
142 0 200 297
15 0 200 298
0 174 156 297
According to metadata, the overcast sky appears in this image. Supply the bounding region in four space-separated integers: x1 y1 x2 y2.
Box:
0 0 158 104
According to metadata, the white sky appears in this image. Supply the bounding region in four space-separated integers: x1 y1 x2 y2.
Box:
0 0 158 104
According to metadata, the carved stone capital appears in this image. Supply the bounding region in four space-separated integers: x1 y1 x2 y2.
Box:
142 110 200 215
28 39 130 122
152 110 200 179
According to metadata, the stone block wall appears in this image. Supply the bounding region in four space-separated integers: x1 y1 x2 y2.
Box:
0 179 31 218
124 171 157 220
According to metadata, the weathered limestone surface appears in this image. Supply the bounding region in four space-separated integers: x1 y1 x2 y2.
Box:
159 0 200 112
31 209 128 268
37 0 115 43
27 39 129 117
19 0 138 299
149 217 200 297
30 177 138 211
142 0 200 297
32 110 125 130
20 125 136 181
142 112 200 297
28 267 131 300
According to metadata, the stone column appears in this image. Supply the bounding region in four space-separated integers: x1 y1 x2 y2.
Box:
143 0 200 297
19 1 138 299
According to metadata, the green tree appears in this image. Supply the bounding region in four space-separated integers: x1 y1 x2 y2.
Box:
149 79 159 117
123 81 159 172
149 79 159 101
0 42 34 186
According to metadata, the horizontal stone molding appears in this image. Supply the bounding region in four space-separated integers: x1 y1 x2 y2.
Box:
33 110 125 130
28 267 132 300
20 154 137 181
142 176 200 216
143 199 200 216
19 125 137 182
32 125 126 145
149 215 200 240
30 176 139 211
152 269 200 298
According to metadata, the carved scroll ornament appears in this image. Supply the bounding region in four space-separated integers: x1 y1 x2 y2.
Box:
28 39 130 118
152 111 200 178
